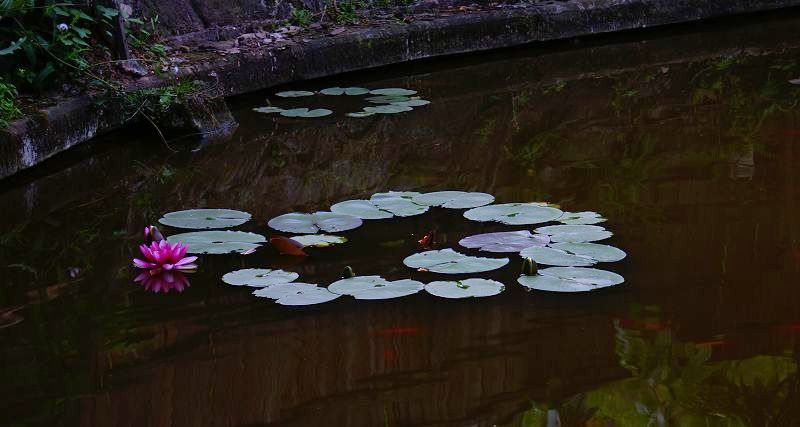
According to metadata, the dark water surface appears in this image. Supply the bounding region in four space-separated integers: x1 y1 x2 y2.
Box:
3 13 800 427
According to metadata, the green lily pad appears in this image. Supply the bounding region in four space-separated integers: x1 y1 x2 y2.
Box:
535 224 613 243
370 88 418 96
289 234 348 247
328 276 424 300
403 248 509 274
158 208 251 229
268 212 362 234
459 230 550 253
330 199 393 219
279 108 333 118
539 267 624 288
167 230 266 254
425 279 505 298
517 275 595 293
274 286 341 305
363 104 413 114
370 192 428 217
320 86 370 95
252 282 318 298
222 268 299 287
275 90 315 97
557 211 607 225
412 191 494 209
253 106 284 114
346 111 376 118
549 242 626 262
391 99 430 107
464 203 564 225
519 246 596 267
366 95 412 103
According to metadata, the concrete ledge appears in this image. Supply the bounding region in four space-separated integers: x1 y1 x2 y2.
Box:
2 0 799 179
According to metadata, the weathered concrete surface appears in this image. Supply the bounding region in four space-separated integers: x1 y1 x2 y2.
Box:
2 0 800 179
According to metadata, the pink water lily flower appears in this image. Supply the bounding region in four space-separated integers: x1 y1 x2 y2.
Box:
144 225 165 242
135 271 191 293
133 239 198 275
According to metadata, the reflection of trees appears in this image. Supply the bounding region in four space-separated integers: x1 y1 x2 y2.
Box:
506 306 799 426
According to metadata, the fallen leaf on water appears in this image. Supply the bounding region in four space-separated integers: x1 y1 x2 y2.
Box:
269 236 308 256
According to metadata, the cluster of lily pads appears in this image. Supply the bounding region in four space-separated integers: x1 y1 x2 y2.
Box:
252 87 430 118
155 190 626 305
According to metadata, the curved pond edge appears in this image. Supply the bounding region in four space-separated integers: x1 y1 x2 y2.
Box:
1 0 799 180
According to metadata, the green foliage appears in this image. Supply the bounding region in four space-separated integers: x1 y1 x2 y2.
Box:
125 80 201 118
291 8 313 27
0 79 22 127
328 0 365 25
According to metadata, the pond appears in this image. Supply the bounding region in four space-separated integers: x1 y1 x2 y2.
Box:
2 12 800 427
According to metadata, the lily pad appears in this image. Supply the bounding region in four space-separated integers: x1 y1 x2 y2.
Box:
549 242 626 262
557 211 606 225
253 106 284 114
158 209 251 229
364 104 413 114
517 275 595 293
320 86 370 96
279 108 333 118
275 90 315 97
366 95 412 103
369 88 418 96
391 99 430 107
167 230 266 254
370 192 428 217
535 224 613 243
275 286 341 305
290 234 348 247
252 282 318 298
330 199 393 219
459 230 550 253
539 267 624 288
346 111 376 118
403 248 509 274
425 279 505 298
464 203 564 225
328 276 424 300
222 268 299 287
519 246 596 267
268 212 363 234
412 191 494 209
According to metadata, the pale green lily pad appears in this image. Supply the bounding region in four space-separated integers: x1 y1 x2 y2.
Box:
328 276 424 300
275 90 315 97
535 224 612 243
290 234 348 247
519 246 596 267
167 230 266 254
277 286 341 305
539 267 624 288
158 209 251 229
403 248 509 274
346 111 376 118
370 192 428 217
557 211 607 225
279 108 333 118
268 212 362 233
364 104 413 114
330 199 393 219
391 99 430 107
370 88 417 96
222 268 299 287
550 242 626 262
517 275 595 293
425 279 505 298
320 86 369 95
459 230 550 253
464 203 564 225
366 95 412 103
412 191 494 209
252 282 318 298
253 106 284 114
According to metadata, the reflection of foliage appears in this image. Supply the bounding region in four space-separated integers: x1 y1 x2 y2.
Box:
505 305 799 426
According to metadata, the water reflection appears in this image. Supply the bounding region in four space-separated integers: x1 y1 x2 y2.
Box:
134 271 192 294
